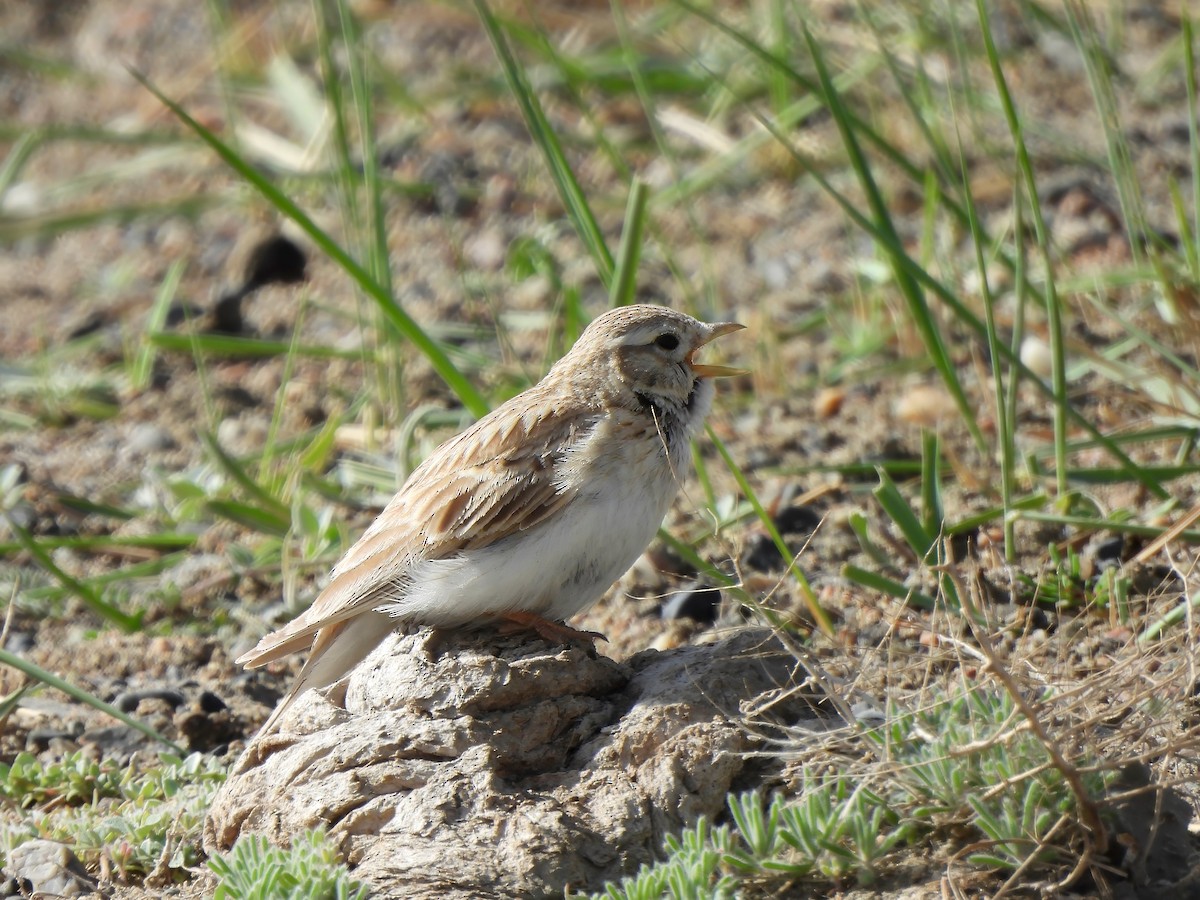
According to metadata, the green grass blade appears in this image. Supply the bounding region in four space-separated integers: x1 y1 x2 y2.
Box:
200 432 290 520
974 0 1069 497
873 470 934 561
0 533 196 556
132 71 488 418
1186 16 1200 273
609 179 650 308
956 122 1017 560
709 425 832 635
0 647 181 752
131 260 185 391
1064 1 1147 263
656 528 741 596
920 432 943 542
5 516 142 632
205 499 291 537
842 565 937 612
473 0 614 288
0 131 39 199
799 24 984 452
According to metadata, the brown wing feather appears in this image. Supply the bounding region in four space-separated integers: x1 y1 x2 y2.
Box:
236 391 596 668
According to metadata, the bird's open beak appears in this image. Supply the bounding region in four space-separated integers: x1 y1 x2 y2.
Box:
689 322 747 378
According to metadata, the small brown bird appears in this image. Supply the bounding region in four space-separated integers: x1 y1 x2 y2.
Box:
237 305 743 731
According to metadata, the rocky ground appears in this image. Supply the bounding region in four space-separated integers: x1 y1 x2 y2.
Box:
3 1 1200 897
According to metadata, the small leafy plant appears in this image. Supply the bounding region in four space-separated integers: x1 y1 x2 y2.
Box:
208 828 371 900
592 684 1115 897
0 752 226 881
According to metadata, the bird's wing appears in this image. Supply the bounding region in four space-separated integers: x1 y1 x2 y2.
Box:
235 393 595 668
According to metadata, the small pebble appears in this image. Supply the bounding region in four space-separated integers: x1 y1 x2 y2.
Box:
813 386 845 418
26 727 80 752
1019 335 1054 378
661 585 723 623
78 725 152 760
3 840 97 897
113 688 186 713
464 227 507 272
894 384 957 427
241 234 307 290
0 503 36 533
757 256 792 290
128 423 175 454
741 532 785 573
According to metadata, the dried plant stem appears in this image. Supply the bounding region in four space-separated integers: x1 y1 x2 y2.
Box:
947 567 1108 862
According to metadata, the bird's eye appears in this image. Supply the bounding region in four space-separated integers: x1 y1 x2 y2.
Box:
654 333 680 351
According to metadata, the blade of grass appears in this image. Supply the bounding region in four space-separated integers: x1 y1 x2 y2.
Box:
709 425 832 635
920 431 944 542
473 0 614 289
1005 180 1030 550
0 534 195 556
799 23 984 452
131 260 185 392
974 0 1069 498
609 179 650 308
1186 15 1200 273
955 112 1018 560
132 71 489 418
5 515 142 632
205 499 291 537
873 470 935 562
655 528 752 607
1064 1 1147 263
843 564 937 611
0 647 182 752
873 469 961 611
0 132 39 200
19 552 191 604
199 432 290 523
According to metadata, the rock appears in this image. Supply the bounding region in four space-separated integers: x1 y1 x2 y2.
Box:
205 628 822 898
741 531 784 572
661 584 723 622
1107 762 1194 889
199 690 228 713
3 840 97 897
128 422 175 454
113 687 186 713
463 227 507 272
240 233 307 291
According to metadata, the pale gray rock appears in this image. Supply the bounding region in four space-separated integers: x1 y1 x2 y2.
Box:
205 628 820 898
3 839 97 897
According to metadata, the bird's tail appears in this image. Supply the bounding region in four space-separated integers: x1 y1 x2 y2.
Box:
255 610 392 735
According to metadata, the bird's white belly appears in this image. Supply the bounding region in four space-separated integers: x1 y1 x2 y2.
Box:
380 465 677 626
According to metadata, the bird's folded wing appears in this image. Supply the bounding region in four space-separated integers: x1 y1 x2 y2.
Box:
235 402 595 667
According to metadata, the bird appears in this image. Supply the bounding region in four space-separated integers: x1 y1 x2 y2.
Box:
236 304 744 732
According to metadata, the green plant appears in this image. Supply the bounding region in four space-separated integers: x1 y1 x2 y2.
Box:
0 752 226 880
0 751 125 809
209 828 370 900
593 678 1117 897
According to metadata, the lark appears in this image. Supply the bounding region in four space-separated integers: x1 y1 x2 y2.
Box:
238 304 743 731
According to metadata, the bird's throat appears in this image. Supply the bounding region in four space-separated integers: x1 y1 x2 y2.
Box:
633 390 663 419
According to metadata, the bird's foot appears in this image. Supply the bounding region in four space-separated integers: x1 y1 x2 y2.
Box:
499 611 607 644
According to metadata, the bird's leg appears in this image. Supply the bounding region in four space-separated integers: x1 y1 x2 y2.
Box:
499 611 607 644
